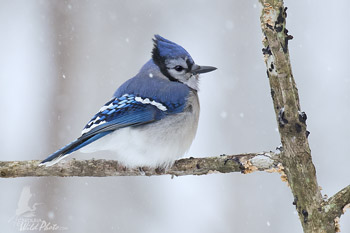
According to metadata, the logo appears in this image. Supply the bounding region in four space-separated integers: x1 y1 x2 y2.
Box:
9 186 68 231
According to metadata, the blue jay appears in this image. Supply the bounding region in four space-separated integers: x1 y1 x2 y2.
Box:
40 35 216 168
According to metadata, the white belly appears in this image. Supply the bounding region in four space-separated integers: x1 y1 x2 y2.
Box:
79 93 199 168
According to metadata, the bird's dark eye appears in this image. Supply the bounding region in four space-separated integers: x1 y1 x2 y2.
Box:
174 65 184 72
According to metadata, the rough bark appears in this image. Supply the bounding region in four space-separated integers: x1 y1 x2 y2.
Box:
259 0 349 232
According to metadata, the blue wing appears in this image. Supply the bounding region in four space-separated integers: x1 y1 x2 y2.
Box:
81 94 164 136
40 94 167 166
40 69 191 167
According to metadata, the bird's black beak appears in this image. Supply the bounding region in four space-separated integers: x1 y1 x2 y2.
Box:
191 64 217 75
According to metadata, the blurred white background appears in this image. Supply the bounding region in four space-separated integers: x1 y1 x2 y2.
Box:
1 0 349 232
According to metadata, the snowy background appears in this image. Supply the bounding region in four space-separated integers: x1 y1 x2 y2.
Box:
1 0 349 232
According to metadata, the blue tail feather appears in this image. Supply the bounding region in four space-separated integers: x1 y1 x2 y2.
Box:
40 131 112 166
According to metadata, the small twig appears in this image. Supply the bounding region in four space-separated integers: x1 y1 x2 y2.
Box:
0 152 279 178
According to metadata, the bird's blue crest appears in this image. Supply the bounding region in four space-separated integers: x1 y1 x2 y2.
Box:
152 35 194 65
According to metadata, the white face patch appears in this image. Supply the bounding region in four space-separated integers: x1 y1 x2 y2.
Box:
165 58 188 69
135 97 167 111
183 74 200 91
165 57 200 91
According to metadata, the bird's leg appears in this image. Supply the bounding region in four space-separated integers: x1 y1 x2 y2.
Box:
138 167 146 176
155 166 166 174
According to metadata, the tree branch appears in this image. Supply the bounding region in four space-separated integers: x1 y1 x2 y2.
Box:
324 185 350 220
0 152 280 178
259 0 349 232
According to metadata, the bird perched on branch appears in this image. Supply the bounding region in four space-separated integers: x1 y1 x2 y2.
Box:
40 35 216 168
